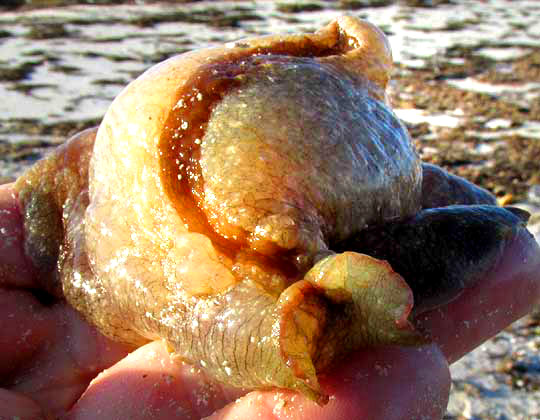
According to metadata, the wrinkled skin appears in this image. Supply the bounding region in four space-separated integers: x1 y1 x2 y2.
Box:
2 181 540 419
2 16 540 417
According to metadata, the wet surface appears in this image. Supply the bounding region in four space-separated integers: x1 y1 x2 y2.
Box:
0 1 538 210
1 0 540 418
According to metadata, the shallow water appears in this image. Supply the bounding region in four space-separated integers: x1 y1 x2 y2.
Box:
1 1 539 151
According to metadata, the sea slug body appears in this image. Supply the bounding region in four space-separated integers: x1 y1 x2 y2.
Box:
13 16 531 404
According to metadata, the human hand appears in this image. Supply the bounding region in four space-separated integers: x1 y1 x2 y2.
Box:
1 182 539 420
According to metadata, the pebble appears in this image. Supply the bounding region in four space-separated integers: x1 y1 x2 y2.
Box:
485 118 513 130
529 185 540 205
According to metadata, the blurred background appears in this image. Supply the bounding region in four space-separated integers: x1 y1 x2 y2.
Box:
1 1 539 418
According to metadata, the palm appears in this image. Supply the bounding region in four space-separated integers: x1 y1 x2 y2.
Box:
1 182 539 419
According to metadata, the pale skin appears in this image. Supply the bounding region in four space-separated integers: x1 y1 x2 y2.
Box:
1 180 539 420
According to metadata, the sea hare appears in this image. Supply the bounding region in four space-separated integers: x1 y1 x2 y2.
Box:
13 16 533 404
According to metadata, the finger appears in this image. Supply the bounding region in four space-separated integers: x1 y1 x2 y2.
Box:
0 388 45 419
16 305 132 418
69 342 449 420
207 345 450 420
0 183 36 288
415 226 540 363
23 305 133 414
0 289 55 378
1 290 132 417
68 340 245 420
